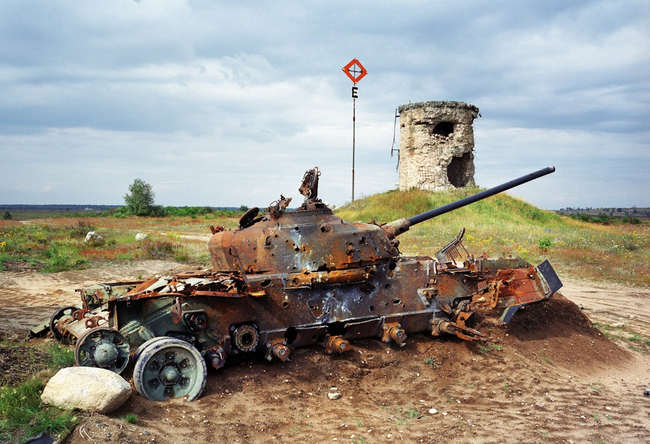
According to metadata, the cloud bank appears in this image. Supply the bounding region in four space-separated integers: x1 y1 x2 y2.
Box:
1 0 648 209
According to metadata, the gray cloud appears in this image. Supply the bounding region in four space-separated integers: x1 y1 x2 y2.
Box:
0 0 648 209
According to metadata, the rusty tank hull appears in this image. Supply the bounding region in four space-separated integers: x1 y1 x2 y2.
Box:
47 166 562 402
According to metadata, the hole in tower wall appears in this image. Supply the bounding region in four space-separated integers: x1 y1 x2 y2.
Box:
447 152 473 187
432 121 454 137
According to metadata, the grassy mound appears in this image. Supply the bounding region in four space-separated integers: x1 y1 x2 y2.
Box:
335 189 649 286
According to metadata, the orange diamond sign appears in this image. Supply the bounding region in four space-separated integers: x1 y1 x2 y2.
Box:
342 58 367 84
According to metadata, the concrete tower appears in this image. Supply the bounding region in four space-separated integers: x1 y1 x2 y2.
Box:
398 101 479 192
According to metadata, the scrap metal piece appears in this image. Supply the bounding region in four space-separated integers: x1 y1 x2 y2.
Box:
381 322 407 347
324 335 350 355
206 347 227 370
265 341 291 362
435 228 470 267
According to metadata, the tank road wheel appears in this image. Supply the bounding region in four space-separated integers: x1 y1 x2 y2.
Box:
133 338 207 401
49 306 78 344
74 327 130 374
132 336 188 367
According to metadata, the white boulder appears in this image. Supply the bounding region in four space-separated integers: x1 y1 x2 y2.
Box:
135 233 149 241
84 231 104 245
41 367 132 413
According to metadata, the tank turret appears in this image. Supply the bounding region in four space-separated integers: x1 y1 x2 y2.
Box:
208 166 556 274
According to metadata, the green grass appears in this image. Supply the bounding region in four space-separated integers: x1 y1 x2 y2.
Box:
423 356 441 366
587 382 605 393
120 413 139 424
593 322 650 352
0 342 78 443
0 215 235 272
389 405 421 426
477 343 503 354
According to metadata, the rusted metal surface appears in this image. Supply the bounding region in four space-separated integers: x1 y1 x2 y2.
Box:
46 166 562 402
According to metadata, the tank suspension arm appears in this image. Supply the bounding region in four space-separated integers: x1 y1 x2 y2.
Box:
382 166 555 239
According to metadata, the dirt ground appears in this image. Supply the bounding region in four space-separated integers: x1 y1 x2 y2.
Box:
1 261 649 443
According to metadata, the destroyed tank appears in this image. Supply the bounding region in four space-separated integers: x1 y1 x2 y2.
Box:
46 166 562 401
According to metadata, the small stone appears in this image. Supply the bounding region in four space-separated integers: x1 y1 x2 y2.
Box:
428 408 438 415
328 392 342 400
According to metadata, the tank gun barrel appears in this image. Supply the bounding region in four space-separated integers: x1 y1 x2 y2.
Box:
382 166 556 239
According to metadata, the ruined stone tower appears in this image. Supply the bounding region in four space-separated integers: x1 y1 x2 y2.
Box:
398 101 479 192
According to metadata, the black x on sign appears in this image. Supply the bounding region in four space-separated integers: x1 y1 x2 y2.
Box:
342 59 367 84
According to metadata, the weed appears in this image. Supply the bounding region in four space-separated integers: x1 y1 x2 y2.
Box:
538 236 553 251
588 383 605 393
44 245 71 273
540 428 548 437
389 405 421 426
289 427 301 434
353 436 370 444
66 220 95 239
355 418 365 428
141 240 177 260
477 343 503 354
423 356 441 366
120 413 139 424
44 342 75 370
539 348 553 365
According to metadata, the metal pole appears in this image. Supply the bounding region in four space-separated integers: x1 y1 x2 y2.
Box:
352 92 356 202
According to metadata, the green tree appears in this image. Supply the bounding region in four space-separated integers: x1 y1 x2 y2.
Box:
3 211 12 220
124 178 156 216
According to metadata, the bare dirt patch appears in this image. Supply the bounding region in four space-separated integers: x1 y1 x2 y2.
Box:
1 263 649 443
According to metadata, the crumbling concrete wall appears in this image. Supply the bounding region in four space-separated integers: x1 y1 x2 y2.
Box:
398 101 479 192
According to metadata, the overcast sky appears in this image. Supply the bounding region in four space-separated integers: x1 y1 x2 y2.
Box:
1 0 648 210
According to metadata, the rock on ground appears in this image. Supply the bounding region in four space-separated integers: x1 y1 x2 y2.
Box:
41 367 132 413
